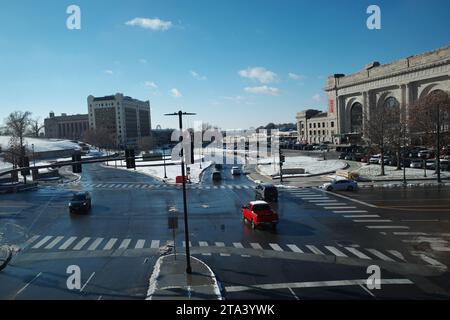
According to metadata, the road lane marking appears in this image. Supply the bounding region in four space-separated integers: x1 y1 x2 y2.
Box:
324 246 348 257
250 243 263 250
15 272 42 297
359 284 376 298
59 237 77 250
387 250 406 262
393 232 429 236
269 243 284 252
32 236 53 249
288 287 300 300
308 200 339 203
366 249 395 262
366 226 410 229
332 210 368 214
414 253 446 269
215 242 230 256
182 241 192 247
319 189 378 208
80 272 96 292
343 215 380 218
23 235 41 248
224 278 413 293
135 240 146 249
87 238 104 251
44 236 64 249
287 244 303 253
150 240 160 248
233 242 250 257
103 238 118 250
353 219 392 223
118 239 131 250
73 237 91 251
199 241 211 256
324 206 357 210
305 245 324 255
345 247 372 260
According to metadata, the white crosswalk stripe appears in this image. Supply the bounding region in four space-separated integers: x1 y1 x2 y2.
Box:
345 247 372 260
118 239 131 249
151 240 160 248
73 237 91 251
366 249 395 262
199 241 211 256
333 210 368 214
324 246 348 257
182 241 192 247
135 240 146 249
32 236 53 249
287 244 303 253
250 243 263 250
366 226 410 229
215 242 230 256
324 206 357 210
343 215 380 218
59 236 78 250
233 242 250 257
44 236 64 249
103 238 118 250
305 245 324 255
354 219 392 223
88 238 104 251
269 243 284 251
23 235 41 248
387 250 406 262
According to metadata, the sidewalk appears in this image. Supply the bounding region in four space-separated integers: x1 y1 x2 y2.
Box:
146 254 223 300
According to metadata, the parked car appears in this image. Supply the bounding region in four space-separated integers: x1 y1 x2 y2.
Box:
231 166 242 175
344 154 354 161
369 154 381 164
418 149 434 159
69 192 92 214
241 201 279 229
321 179 358 191
409 147 427 158
410 159 424 168
427 159 449 171
212 171 222 181
255 183 278 202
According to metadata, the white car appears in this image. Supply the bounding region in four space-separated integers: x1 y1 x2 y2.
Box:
321 179 358 191
231 166 242 175
410 160 423 168
369 154 381 164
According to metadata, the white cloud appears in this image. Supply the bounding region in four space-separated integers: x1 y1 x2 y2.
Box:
244 86 280 96
190 70 207 80
104 70 114 75
144 81 158 89
125 17 173 31
312 93 322 102
238 67 278 84
139 58 148 64
170 88 182 98
288 72 305 80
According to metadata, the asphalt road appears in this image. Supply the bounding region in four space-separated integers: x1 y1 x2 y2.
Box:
1 161 450 300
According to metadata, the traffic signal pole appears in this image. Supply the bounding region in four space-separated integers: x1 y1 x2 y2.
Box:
279 148 284 184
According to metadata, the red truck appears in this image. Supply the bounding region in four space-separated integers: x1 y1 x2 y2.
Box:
241 201 279 229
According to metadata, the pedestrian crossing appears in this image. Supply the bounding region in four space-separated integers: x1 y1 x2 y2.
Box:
283 189 411 230
73 182 256 191
20 234 439 266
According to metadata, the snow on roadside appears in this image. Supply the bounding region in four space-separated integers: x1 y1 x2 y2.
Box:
0 136 81 153
356 163 450 179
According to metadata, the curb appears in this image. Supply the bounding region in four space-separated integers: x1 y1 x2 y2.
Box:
359 182 450 189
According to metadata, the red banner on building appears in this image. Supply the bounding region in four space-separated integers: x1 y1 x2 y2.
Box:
328 99 334 113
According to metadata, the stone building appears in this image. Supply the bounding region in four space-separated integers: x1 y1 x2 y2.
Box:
87 93 151 148
324 45 450 144
44 112 89 140
296 109 337 144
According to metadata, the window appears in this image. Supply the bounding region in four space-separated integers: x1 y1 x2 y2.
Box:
331 122 335 128
318 123 321 128
350 103 363 133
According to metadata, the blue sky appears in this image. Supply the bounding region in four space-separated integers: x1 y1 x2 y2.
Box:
0 0 449 129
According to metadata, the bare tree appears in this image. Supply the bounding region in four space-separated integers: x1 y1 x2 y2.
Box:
363 98 401 175
82 128 115 151
28 118 45 137
138 136 156 152
5 111 32 157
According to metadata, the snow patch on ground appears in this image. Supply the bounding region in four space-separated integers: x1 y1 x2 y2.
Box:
356 163 450 180
0 136 81 153
257 156 347 177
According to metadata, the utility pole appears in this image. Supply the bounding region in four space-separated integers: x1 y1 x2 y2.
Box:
163 147 168 179
436 104 441 183
402 123 407 186
165 110 196 274
279 147 284 184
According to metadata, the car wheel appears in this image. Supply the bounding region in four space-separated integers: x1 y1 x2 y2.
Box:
326 186 333 191
347 186 354 191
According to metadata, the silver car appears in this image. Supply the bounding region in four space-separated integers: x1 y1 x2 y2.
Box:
321 179 358 191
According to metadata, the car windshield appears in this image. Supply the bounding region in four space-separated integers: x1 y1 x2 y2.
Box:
72 194 86 201
253 204 271 211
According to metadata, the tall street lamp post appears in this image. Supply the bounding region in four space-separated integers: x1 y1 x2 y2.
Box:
165 110 196 274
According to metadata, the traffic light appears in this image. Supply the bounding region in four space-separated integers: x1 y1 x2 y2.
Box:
280 154 286 163
190 140 195 164
72 153 82 173
21 156 30 176
125 149 136 169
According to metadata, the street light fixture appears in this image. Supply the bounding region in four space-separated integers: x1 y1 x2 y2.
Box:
165 110 196 274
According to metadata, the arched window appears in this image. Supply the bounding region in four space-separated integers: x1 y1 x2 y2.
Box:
383 96 399 110
350 102 363 133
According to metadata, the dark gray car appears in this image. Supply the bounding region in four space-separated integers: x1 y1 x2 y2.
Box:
255 183 278 202
69 192 92 214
